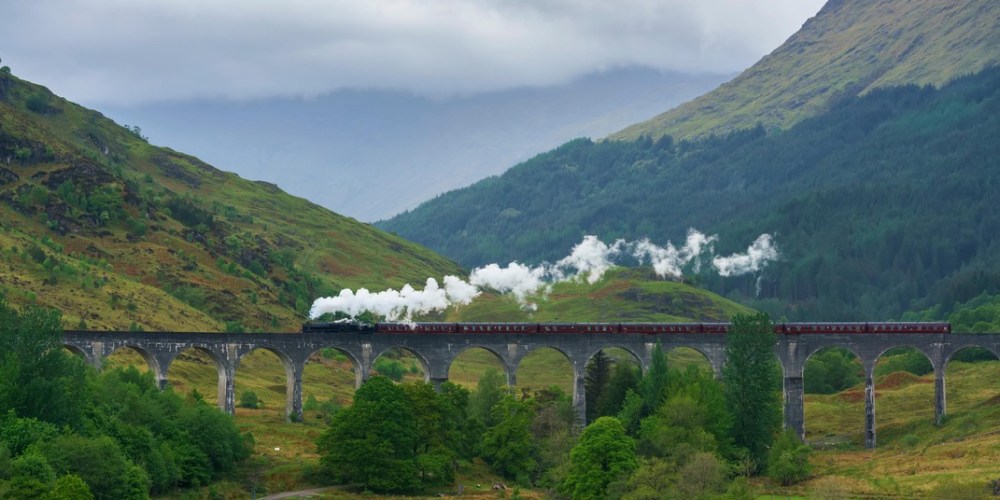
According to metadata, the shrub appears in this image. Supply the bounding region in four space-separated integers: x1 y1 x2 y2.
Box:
767 429 811 485
374 359 406 381
239 391 260 409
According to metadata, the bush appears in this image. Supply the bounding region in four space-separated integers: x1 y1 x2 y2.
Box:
239 390 260 409
767 429 811 485
875 350 933 377
374 358 406 381
901 434 920 448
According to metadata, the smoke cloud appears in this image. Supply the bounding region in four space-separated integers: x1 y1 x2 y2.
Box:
309 229 779 320
712 234 780 277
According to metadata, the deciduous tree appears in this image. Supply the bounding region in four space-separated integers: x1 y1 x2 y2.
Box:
723 312 781 469
561 416 637 499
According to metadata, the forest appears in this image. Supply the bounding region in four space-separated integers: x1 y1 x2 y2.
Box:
0 299 251 498
380 66 1000 321
312 313 809 498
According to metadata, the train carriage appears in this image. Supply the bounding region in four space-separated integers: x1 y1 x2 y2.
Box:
540 323 587 334
700 323 730 334
780 322 868 334
459 323 539 334
578 323 618 333
379 322 459 334
867 322 951 334
620 323 702 334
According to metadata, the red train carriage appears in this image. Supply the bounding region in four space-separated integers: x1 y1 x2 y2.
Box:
778 322 868 334
620 323 703 334
578 323 618 333
540 323 587 334
866 322 950 333
459 323 539 334
378 322 459 334
700 323 730 334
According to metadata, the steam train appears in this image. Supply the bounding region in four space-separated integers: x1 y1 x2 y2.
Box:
301 321 951 335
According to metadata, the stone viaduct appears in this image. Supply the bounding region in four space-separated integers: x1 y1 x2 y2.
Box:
63 330 1000 449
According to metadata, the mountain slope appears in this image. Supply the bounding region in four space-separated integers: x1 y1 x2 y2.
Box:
0 68 463 332
612 0 1000 142
380 66 1000 320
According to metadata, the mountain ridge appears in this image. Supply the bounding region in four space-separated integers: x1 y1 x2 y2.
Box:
612 0 1000 141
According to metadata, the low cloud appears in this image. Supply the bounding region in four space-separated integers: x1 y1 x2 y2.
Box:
1 0 824 105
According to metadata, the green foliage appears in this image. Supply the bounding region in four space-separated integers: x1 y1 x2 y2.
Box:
469 368 507 427
875 349 933 377
0 297 250 498
0 414 59 456
616 389 644 435
637 397 713 463
767 429 812 485
12 449 56 485
238 390 260 409
26 92 53 114
373 358 407 381
381 67 1000 320
165 196 214 229
40 434 150 500
584 350 611 423
596 362 640 419
805 348 862 394
46 474 95 500
723 312 781 469
480 394 538 482
561 416 637 499
637 345 669 418
316 376 421 493
0 298 89 428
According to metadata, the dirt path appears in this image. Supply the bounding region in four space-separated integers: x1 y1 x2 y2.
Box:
258 486 341 499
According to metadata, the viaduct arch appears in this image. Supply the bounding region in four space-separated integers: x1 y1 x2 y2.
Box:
64 330 1000 449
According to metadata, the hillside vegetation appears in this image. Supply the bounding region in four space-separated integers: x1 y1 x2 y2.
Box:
382 66 1000 320
0 67 462 332
613 0 1000 141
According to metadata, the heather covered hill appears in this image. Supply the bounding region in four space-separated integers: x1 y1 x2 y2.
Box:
0 67 749 332
0 67 462 332
380 66 1000 320
613 0 1000 142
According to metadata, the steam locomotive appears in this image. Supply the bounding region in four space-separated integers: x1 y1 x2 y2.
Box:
301 321 951 335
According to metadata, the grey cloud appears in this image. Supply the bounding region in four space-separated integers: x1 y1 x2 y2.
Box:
0 0 825 105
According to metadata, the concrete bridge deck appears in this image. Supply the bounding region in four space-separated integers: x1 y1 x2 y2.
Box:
63 330 1000 448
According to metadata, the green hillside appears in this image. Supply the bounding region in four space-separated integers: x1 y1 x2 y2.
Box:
444 267 751 323
0 67 463 332
613 0 1000 142
0 66 751 332
381 66 1000 320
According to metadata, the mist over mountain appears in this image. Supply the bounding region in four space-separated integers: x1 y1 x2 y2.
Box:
100 67 728 221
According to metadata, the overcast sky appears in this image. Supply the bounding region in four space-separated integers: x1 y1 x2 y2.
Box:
1 0 826 107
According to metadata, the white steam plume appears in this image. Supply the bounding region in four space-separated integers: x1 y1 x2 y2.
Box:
468 262 549 303
309 229 779 320
712 233 780 277
632 229 718 278
555 235 626 284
